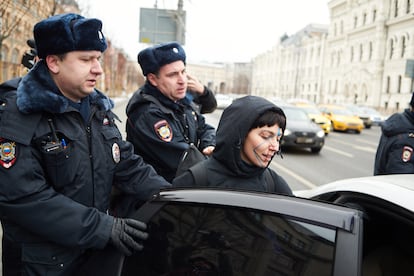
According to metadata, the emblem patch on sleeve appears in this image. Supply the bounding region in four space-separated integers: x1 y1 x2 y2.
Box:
154 120 173 142
0 138 17 169
112 143 120 163
402 146 413 162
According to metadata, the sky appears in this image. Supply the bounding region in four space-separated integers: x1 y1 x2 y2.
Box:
77 0 330 63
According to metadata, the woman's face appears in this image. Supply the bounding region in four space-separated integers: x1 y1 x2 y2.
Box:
241 124 282 167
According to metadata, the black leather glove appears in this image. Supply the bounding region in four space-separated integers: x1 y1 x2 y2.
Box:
110 218 148 256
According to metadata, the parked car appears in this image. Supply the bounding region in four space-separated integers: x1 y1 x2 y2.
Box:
344 104 373 129
319 104 364 133
295 174 414 276
358 106 387 126
106 188 363 276
281 105 325 153
215 94 233 109
292 102 332 135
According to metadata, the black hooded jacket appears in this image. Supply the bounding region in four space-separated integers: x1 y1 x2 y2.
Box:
374 109 414 174
173 96 292 195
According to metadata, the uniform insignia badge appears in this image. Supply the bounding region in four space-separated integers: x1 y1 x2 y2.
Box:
0 138 17 169
112 143 120 163
154 120 173 142
103 117 110 125
401 146 413 162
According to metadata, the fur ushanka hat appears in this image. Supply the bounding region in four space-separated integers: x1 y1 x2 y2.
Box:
138 42 186 76
34 13 107 59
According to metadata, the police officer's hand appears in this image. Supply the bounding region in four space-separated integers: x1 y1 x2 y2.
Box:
187 74 205 95
202 146 215 156
110 218 148 256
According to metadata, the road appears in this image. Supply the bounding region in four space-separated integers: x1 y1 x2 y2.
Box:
113 99 381 191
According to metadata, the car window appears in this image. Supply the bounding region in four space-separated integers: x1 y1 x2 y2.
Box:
284 108 310 121
121 202 337 276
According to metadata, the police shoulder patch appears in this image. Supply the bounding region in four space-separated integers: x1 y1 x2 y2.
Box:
401 146 413 163
154 120 173 142
0 138 17 169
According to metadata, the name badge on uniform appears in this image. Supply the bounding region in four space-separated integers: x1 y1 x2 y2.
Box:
401 146 413 162
112 143 120 163
0 138 17 169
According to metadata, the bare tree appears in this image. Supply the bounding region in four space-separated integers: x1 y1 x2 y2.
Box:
0 0 36 60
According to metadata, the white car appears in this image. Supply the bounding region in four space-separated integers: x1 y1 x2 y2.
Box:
296 174 414 276
87 175 413 276
215 94 233 109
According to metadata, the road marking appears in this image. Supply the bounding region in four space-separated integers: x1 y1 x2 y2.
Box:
271 163 317 189
353 145 377 153
356 138 378 146
323 145 354 157
328 139 377 153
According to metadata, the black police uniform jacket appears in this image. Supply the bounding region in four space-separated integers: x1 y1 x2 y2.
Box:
374 109 414 175
126 82 216 182
173 96 293 196
0 61 170 274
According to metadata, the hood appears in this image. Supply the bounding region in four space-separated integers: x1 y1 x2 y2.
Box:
213 96 285 177
381 109 414 136
16 60 113 114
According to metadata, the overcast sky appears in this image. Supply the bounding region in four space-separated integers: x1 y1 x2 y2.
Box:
77 0 330 63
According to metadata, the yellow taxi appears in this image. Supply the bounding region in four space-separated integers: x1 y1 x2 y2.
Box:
318 104 364 133
293 103 332 135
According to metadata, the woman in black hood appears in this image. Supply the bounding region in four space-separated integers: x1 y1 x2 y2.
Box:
173 96 292 195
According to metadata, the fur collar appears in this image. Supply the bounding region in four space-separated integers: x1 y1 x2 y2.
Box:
16 60 113 114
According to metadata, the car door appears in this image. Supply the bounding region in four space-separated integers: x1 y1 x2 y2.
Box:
117 189 363 276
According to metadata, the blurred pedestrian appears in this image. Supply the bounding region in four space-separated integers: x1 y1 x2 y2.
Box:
126 42 216 182
374 92 414 175
173 95 293 195
0 13 170 275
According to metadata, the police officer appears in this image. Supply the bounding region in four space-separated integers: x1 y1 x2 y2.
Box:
126 42 216 182
0 13 170 275
374 92 414 175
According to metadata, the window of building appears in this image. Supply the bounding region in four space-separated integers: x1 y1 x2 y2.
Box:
354 16 358 28
401 36 406 58
389 39 394 59
397 75 402 93
396 102 400 110
359 44 363 61
373 9 377 22
340 20 344 34
407 0 411 13
350 46 354 62
386 76 390 93
11 48 19 64
369 42 373 60
363 13 367 25
394 0 399 17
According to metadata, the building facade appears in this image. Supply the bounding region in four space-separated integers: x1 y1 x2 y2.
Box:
0 0 140 96
251 0 414 113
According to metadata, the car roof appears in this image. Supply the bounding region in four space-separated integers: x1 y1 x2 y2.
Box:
295 174 414 211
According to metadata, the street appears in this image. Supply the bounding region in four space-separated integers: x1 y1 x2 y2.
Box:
113 99 381 191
